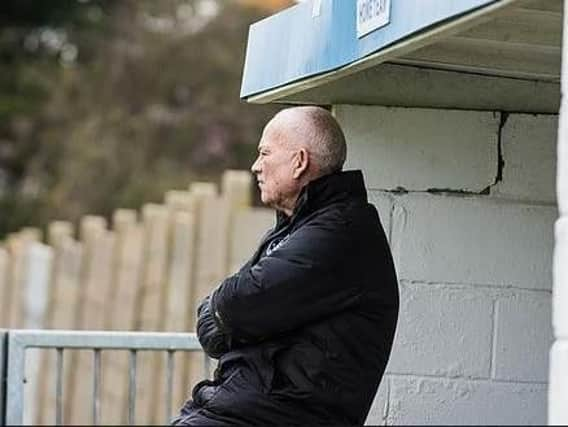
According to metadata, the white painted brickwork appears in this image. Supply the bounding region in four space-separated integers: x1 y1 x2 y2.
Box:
336 105 499 192
365 375 547 425
493 114 558 203
337 106 557 425
382 376 547 425
493 294 553 383
550 3 568 422
387 282 493 379
549 341 568 424
553 216 568 338
390 194 555 290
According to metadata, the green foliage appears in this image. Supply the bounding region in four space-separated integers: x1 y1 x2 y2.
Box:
0 0 99 27
0 65 49 120
0 192 47 238
0 1 284 239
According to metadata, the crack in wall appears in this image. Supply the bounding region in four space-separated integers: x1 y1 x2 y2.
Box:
377 188 492 197
373 111 508 197
495 111 508 186
388 197 395 244
382 377 390 426
426 188 487 196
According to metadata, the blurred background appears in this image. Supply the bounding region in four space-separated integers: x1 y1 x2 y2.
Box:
0 2 297 423
0 0 294 239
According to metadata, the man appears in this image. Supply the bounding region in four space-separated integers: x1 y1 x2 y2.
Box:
173 106 399 426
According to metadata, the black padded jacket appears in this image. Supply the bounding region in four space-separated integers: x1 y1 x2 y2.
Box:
175 170 399 426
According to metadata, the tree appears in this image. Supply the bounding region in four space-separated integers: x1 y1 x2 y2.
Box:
0 1 289 238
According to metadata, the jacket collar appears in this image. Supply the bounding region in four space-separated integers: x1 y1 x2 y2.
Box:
276 170 367 226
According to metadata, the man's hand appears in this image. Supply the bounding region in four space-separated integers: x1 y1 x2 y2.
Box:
196 295 231 359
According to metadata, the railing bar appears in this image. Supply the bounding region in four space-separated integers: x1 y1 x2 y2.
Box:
128 350 137 425
4 331 204 425
6 330 201 351
165 350 174 423
0 331 8 426
93 349 101 425
55 348 64 425
5 333 26 425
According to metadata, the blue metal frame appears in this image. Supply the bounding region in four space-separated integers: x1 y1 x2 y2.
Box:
3 329 205 426
240 0 501 98
0 330 7 427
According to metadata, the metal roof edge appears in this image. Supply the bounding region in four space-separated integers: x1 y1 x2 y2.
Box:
240 0 515 102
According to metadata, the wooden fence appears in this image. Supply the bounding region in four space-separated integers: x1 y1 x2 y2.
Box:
0 170 275 425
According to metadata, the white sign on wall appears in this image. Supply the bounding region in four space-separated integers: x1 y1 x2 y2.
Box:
357 0 391 38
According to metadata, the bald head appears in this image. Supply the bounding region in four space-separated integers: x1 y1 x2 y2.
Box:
270 106 347 177
251 106 348 215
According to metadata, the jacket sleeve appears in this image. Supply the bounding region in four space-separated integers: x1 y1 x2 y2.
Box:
209 215 362 343
196 295 231 358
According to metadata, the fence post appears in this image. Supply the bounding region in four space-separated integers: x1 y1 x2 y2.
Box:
0 250 8 328
138 204 170 424
35 221 74 424
221 170 252 210
164 191 198 411
0 330 7 426
68 216 108 425
185 183 225 388
23 243 53 425
102 209 142 425
36 235 82 424
5 332 25 426
6 230 40 328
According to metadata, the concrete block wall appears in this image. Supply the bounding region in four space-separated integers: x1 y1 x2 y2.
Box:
333 105 557 425
550 6 568 422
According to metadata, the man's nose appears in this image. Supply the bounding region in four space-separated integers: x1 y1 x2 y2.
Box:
251 157 260 174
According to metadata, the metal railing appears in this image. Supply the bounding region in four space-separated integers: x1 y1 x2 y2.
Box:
0 331 7 427
0 329 207 426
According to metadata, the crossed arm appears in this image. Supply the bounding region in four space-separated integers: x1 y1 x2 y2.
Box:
196 217 360 358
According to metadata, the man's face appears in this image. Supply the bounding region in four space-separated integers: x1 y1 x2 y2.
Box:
250 120 300 212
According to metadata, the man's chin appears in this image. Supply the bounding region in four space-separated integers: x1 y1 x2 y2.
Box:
260 195 275 208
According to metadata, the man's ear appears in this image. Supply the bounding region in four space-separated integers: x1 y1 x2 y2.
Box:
293 148 309 179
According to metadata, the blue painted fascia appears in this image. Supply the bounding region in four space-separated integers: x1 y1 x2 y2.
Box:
240 0 501 99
